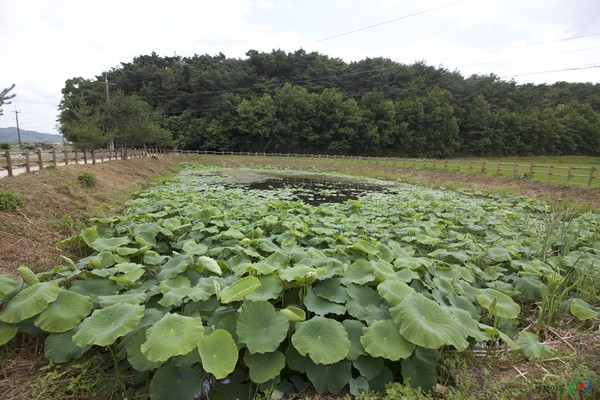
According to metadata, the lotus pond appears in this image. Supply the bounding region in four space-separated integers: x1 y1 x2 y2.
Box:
0 164 599 399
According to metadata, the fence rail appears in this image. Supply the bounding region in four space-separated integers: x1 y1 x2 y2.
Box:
1 147 598 186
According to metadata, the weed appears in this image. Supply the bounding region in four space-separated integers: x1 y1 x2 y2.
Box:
0 189 25 211
57 180 72 196
45 164 56 170
77 171 98 187
0 142 10 150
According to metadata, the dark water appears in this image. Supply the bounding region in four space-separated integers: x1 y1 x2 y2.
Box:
243 175 388 205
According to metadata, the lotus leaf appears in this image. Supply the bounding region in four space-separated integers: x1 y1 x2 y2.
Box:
0 275 17 300
72 303 144 347
141 313 204 362
476 288 521 319
352 355 384 380
198 329 238 379
361 319 415 360
570 301 598 321
244 350 286 383
157 255 193 280
342 319 367 361
0 282 59 323
291 316 350 364
44 329 91 363
219 276 261 303
517 332 552 359
149 364 203 400
196 255 222 275
349 376 369 397
245 274 283 301
312 278 348 303
377 280 414 305
236 301 289 353
305 359 352 394
390 292 469 350
401 353 437 390
0 321 17 345
34 289 93 333
280 306 306 322
304 288 346 316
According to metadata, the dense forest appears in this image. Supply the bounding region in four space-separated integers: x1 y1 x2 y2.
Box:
58 49 600 157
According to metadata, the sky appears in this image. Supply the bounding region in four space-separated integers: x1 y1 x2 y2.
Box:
0 0 599 136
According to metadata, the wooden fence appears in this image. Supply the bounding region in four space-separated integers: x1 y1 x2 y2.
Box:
2 147 598 186
0 147 166 178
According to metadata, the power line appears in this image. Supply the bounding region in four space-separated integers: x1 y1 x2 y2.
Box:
500 64 600 79
313 0 468 43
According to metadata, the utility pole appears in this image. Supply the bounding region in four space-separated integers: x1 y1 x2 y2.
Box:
13 106 22 147
102 72 116 151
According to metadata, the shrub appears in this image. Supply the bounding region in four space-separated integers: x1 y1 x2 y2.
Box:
0 142 10 150
0 189 25 211
77 171 97 187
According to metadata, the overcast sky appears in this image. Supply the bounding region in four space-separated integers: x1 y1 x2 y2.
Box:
1 0 599 136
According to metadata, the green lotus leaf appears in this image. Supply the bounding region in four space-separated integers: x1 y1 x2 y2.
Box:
80 227 99 248
69 278 118 299
236 301 289 353
44 329 91 363
125 328 165 371
291 316 350 365
34 289 93 333
570 301 598 321
98 291 148 307
350 240 380 256
304 287 346 316
449 307 490 342
285 343 311 373
401 352 438 390
370 260 398 282
72 303 144 347
477 323 519 350
0 275 17 300
90 236 131 252
312 278 348 303
141 313 204 362
198 329 238 379
343 319 367 361
476 288 521 319
219 276 261 303
0 282 60 323
346 284 389 324
162 217 182 232
244 350 286 384
517 332 552 359
0 321 17 345
149 364 203 400
280 306 306 322
390 292 468 350
514 277 542 301
368 365 394 393
361 319 415 361
181 240 208 255
352 355 384 380
305 359 352 394
485 246 512 263
196 256 222 276
245 274 283 301
157 255 193 280
340 260 375 286
349 376 370 397
377 280 415 305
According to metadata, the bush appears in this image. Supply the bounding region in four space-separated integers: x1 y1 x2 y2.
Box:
77 172 97 187
0 142 10 150
0 189 25 211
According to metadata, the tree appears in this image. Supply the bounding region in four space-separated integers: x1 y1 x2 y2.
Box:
62 103 107 149
0 84 16 116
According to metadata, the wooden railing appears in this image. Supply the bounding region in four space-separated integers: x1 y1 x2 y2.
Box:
2 148 598 186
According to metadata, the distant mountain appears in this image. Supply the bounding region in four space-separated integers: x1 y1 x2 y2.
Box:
0 127 63 144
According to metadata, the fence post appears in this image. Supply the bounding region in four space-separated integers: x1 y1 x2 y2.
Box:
481 161 486 174
63 148 69 165
567 165 573 183
546 165 553 181
587 166 596 186
468 161 473 172
51 148 57 166
512 163 518 178
4 150 13 177
36 148 43 170
529 163 534 176
495 163 500 176
24 150 31 173
74 149 79 164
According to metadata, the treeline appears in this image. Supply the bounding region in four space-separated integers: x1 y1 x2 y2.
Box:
58 49 600 157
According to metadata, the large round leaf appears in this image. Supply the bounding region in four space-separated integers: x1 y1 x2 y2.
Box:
72 303 144 347
342 319 367 361
305 359 352 394
0 275 17 300
291 316 350 365
126 328 165 371
141 313 204 362
401 352 437 390
44 329 91 363
390 292 468 350
361 319 415 361
34 289 93 333
244 350 286 384
236 301 289 354
476 288 521 319
149 364 203 400
219 276 261 303
198 329 238 379
0 321 17 345
516 332 552 359
0 282 59 323
352 355 384 380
